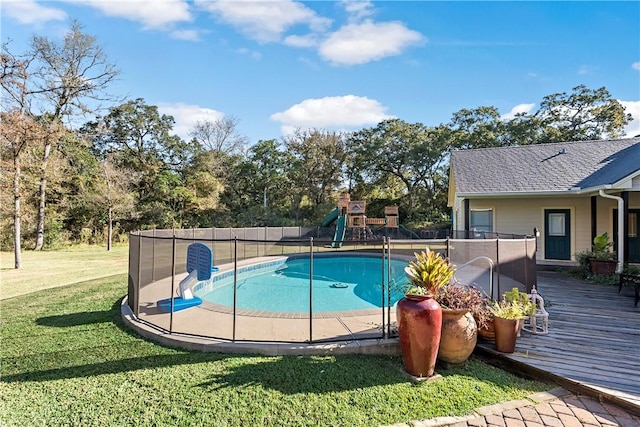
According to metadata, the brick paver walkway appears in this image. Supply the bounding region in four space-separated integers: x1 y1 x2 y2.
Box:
386 389 640 427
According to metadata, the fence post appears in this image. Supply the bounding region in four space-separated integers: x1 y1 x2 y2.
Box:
384 238 390 339
309 237 314 343
151 228 156 282
495 238 501 299
169 232 176 333
135 234 142 317
524 238 529 292
232 236 238 342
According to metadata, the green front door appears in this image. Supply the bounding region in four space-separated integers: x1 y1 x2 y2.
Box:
614 209 640 263
545 209 571 260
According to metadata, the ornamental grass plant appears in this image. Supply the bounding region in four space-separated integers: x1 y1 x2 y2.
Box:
405 249 456 295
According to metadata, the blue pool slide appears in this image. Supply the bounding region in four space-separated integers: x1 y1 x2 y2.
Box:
157 243 216 313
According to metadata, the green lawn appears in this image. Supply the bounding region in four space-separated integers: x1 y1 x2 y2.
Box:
0 246 552 426
1 245 128 300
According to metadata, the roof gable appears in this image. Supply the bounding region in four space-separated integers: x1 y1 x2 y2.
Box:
451 137 640 195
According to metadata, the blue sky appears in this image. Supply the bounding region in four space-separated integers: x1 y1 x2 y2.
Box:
2 1 639 144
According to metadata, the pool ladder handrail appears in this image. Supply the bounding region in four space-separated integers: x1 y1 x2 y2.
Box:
453 256 495 300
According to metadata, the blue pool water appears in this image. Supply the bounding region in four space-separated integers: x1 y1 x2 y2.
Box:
196 256 410 313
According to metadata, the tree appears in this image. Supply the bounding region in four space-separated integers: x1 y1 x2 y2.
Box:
448 106 509 149
90 99 195 228
347 119 451 221
284 129 347 221
189 116 248 155
1 46 30 268
533 85 632 142
0 112 57 267
27 20 120 250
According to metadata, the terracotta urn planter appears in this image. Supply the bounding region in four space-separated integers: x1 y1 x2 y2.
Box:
396 294 442 377
477 317 495 342
493 317 519 353
438 308 477 365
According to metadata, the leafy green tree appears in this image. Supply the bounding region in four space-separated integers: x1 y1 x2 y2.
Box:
180 149 226 226
347 119 450 221
448 106 509 149
220 140 291 226
89 99 195 228
532 85 632 142
284 129 347 222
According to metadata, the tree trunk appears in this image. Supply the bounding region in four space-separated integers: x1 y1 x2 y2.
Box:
13 154 22 269
34 140 52 250
107 205 113 252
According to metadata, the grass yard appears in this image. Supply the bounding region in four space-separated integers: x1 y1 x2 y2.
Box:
1 245 128 300
0 245 552 426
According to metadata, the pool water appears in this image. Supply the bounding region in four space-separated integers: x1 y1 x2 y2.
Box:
196 256 409 313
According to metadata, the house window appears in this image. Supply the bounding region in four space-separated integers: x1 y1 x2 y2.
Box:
470 209 493 232
630 213 637 238
548 213 566 236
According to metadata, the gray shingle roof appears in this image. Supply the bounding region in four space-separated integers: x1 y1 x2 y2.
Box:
451 137 640 195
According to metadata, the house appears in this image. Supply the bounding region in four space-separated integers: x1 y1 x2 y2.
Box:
448 137 640 268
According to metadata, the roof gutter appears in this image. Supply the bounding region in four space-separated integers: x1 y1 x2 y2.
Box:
598 189 624 274
456 182 633 199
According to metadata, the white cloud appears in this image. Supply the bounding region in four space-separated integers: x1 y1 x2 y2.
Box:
283 34 319 48
270 95 393 133
196 0 331 43
235 47 262 60
501 103 536 121
339 0 375 22
157 102 225 140
170 29 202 41
2 0 66 25
70 0 192 30
619 100 640 137
632 62 640 71
319 20 425 66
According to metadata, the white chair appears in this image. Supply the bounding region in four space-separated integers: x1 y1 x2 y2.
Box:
522 286 549 335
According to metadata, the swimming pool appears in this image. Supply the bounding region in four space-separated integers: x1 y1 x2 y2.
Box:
194 255 409 313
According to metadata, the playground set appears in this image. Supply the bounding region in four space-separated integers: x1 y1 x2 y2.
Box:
321 193 401 248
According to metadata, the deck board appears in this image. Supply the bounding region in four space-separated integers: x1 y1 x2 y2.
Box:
477 271 640 413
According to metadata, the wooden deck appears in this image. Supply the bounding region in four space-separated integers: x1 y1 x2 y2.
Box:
477 270 640 415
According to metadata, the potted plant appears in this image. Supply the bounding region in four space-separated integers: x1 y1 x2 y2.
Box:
589 232 617 275
434 283 485 366
503 288 536 337
475 301 495 342
398 249 455 377
488 297 535 353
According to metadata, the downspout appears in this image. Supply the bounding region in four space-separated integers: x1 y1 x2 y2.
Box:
598 189 624 273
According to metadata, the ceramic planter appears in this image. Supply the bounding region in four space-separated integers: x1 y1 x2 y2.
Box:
396 294 442 377
493 316 519 353
438 308 477 365
477 317 495 342
589 259 617 275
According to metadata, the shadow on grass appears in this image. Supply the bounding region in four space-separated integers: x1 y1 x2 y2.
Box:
36 310 113 327
194 354 407 394
6 297 408 394
1 352 231 384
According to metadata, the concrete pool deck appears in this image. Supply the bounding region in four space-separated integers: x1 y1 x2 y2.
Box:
127 253 523 347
